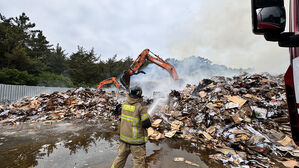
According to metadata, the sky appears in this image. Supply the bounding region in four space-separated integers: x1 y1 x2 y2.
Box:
0 0 290 74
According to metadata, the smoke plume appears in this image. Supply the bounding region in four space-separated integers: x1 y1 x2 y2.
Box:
166 0 289 74
130 56 250 97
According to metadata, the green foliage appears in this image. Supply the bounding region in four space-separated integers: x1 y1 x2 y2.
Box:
0 68 74 87
0 13 134 88
45 44 67 75
37 72 74 87
4 44 32 70
0 68 36 85
67 46 99 86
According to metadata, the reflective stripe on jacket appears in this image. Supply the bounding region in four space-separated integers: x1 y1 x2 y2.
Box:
120 96 150 145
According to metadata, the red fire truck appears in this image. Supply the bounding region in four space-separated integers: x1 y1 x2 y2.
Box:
251 0 299 145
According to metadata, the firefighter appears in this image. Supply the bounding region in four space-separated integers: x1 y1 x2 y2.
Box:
111 86 151 168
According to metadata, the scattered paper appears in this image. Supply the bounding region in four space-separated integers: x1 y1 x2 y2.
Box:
251 106 267 119
226 96 247 109
174 157 184 162
185 160 200 167
225 102 239 109
245 126 270 143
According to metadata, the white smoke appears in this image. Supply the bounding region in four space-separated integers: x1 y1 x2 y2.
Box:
130 56 250 97
166 0 289 74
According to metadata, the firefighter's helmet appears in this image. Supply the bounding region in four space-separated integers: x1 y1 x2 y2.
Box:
129 86 142 98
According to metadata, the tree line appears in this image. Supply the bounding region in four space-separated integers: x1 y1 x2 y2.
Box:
0 13 133 88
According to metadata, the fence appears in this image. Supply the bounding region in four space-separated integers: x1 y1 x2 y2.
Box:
0 84 74 104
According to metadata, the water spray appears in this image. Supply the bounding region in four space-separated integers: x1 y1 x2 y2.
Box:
148 97 167 116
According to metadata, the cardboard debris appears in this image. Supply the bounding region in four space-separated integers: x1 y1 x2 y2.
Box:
183 87 193 94
148 127 155 136
206 125 216 134
199 91 207 98
231 129 248 135
206 102 217 109
207 83 215 88
0 88 123 123
148 127 164 140
235 135 249 142
244 117 251 123
50 113 59 120
184 135 194 140
259 78 269 83
29 100 41 110
225 102 239 109
152 119 162 128
273 117 289 123
289 150 299 157
243 94 262 101
277 135 293 146
278 159 299 168
171 120 183 131
0 73 296 168
165 130 176 138
226 96 247 109
231 114 241 124
243 94 254 98
57 92 69 99
198 130 212 140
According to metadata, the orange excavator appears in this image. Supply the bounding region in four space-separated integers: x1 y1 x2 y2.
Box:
120 48 179 89
97 77 120 91
97 49 179 90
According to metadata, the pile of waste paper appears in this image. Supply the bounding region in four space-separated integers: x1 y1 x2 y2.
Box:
147 73 299 168
0 73 298 167
0 88 126 124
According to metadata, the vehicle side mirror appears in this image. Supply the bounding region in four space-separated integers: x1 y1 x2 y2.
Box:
252 0 286 35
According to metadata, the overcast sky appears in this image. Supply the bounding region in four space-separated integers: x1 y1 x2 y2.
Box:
1 0 290 74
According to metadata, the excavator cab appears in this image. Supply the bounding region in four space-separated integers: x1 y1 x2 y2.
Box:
251 0 299 146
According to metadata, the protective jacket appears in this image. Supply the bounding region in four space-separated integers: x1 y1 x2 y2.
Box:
120 96 150 145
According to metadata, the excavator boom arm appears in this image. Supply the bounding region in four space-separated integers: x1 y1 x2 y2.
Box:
97 77 120 91
120 49 179 89
112 77 120 89
126 49 150 76
147 54 178 80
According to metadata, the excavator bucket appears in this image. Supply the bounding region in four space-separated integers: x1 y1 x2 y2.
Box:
120 73 131 89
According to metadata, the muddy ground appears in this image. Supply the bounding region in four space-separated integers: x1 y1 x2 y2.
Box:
0 120 224 168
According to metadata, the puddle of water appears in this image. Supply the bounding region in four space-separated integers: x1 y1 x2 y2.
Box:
0 121 224 168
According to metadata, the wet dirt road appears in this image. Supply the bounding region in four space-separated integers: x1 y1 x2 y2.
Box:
0 120 224 168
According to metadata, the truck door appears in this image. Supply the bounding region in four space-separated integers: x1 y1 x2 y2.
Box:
286 0 299 145
251 0 299 145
